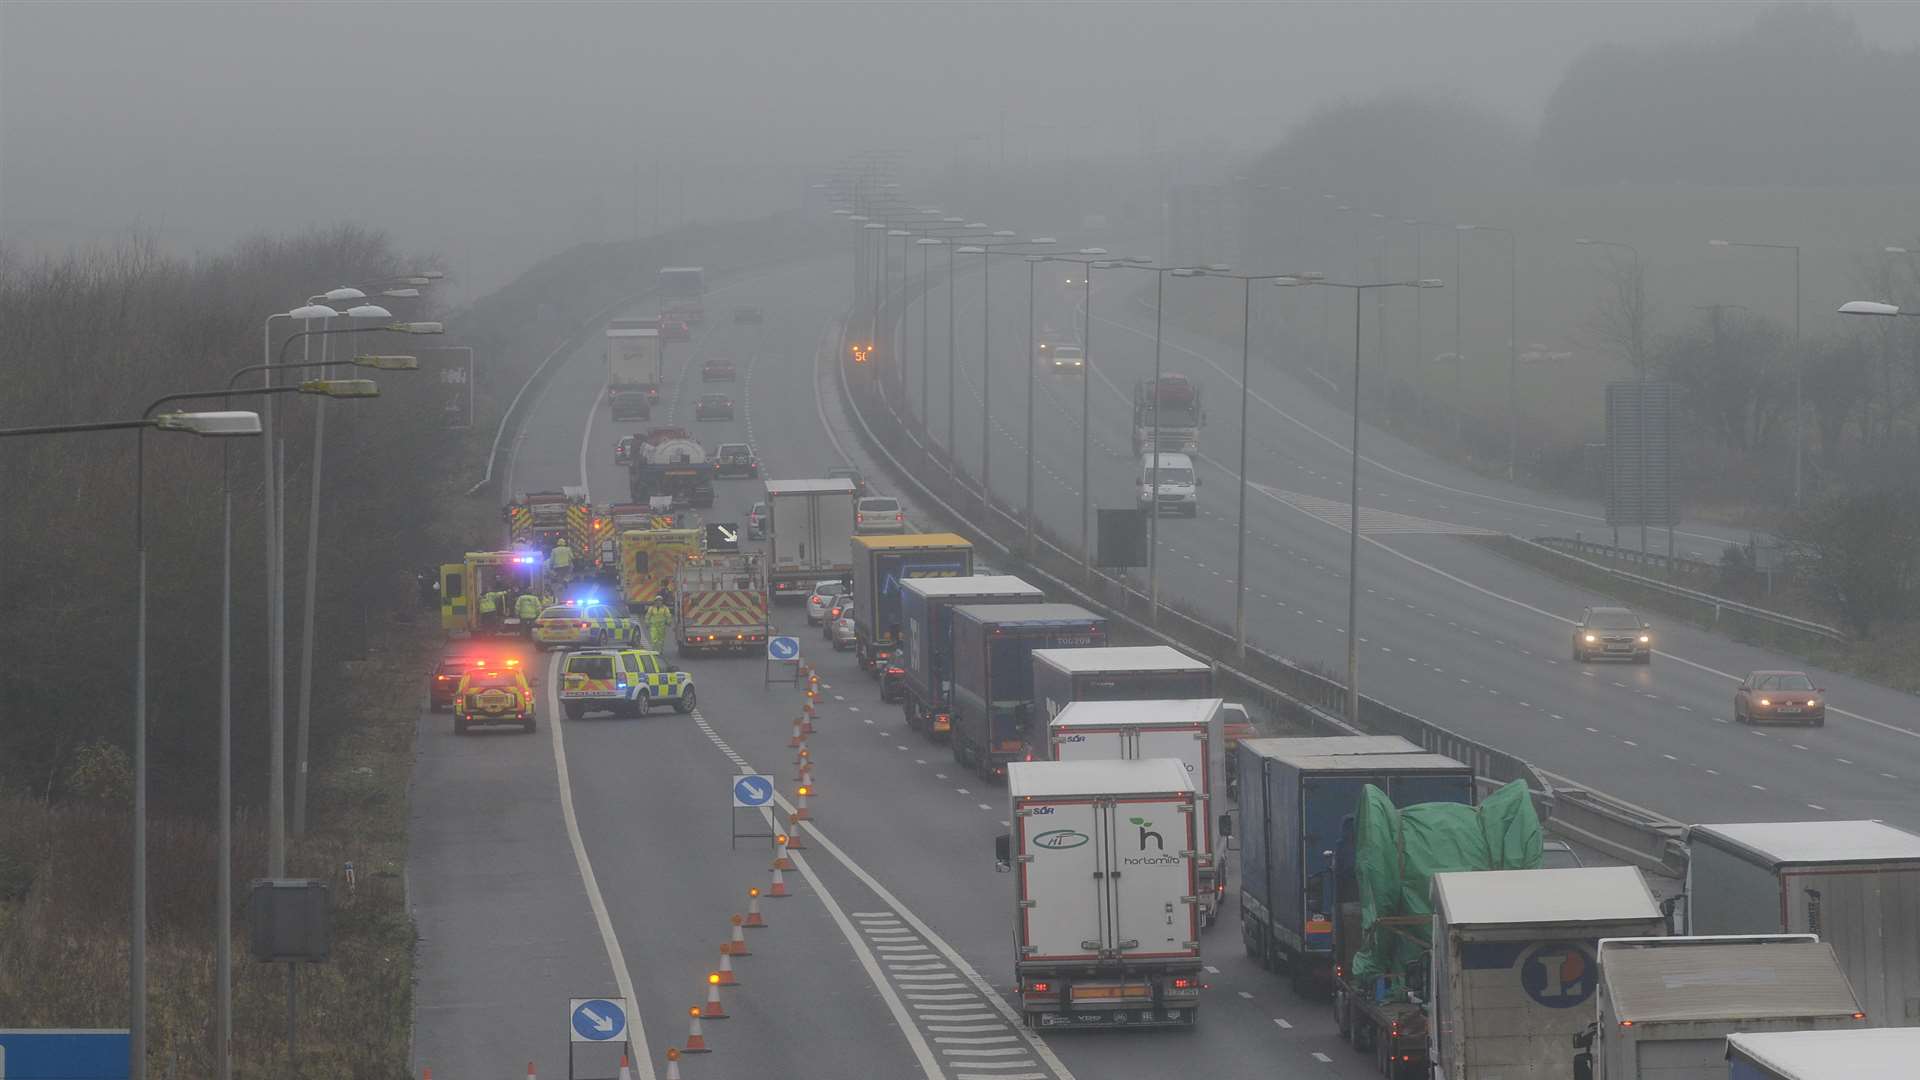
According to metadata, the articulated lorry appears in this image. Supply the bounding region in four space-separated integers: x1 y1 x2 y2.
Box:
764 478 857 601
1132 373 1203 455
850 533 973 670
674 552 768 656
899 575 1043 738
1580 935 1867 1080
606 321 662 420
1000 758 1204 1030
1430 866 1666 1080
626 428 714 509
950 603 1107 780
1680 820 1920 1028
1233 740 1474 995
1031 645 1213 723
1048 697 1226 928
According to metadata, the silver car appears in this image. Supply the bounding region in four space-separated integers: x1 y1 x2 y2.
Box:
806 580 847 625
831 611 858 651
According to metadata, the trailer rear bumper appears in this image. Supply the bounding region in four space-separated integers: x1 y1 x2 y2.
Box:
1015 969 1202 1029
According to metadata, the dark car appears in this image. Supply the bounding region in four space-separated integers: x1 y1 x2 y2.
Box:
694 394 735 421
701 357 737 382
1571 605 1652 664
733 306 764 325
1734 670 1826 727
879 659 907 703
714 442 759 477
614 434 638 465
429 654 483 712
828 464 865 497
659 319 690 342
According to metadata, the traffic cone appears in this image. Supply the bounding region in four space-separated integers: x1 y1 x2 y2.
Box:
788 716 806 747
789 784 812 822
768 861 791 897
773 835 796 869
526 1063 537 1080
723 914 751 955
665 1047 685 1079
744 886 766 928
703 972 729 1018
682 1007 710 1053
783 819 809 850
620 1054 635 1078
715 946 740 985
793 748 811 781
423 1071 432 1080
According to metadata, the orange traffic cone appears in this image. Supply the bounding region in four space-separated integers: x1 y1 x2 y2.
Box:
788 716 806 747
768 861 791 897
620 1054 634 1079
702 972 729 1018
715 947 740 985
424 1071 432 1080
723 914 751 956
789 785 812 822
783 820 809 850
744 886 766 928
665 1047 685 1080
793 748 811 781
682 1007 710 1053
526 1063 537 1080
773 835 797 869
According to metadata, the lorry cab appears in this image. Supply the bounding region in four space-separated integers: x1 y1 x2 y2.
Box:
1138 452 1200 517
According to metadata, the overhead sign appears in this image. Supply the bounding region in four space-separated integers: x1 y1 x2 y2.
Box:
705 523 740 552
0 1030 131 1079
767 635 800 661
732 774 775 808
569 998 628 1043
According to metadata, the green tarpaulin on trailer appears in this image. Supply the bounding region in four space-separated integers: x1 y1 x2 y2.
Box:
1349 779 1543 988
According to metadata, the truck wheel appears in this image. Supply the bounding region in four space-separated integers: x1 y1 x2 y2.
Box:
1335 991 1352 1041
1355 1015 1376 1052
454 716 469 735
952 738 970 768
522 717 537 733
564 702 585 721
903 701 918 730
675 688 696 714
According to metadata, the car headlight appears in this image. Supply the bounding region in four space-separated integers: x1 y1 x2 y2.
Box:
1584 634 1597 643
1758 698 1771 707
1639 634 1651 644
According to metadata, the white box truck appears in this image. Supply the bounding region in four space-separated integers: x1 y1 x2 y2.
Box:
1684 821 1920 1027
764 478 857 601
1000 758 1203 1030
606 325 661 420
1583 935 1867 1080
1431 866 1665 1080
1048 698 1225 928
1725 1028 1920 1080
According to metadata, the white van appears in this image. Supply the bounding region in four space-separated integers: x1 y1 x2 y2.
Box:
1138 452 1199 516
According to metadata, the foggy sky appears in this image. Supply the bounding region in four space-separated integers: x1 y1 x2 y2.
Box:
5 1 1918 299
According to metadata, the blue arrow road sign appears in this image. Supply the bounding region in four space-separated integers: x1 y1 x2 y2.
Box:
733 774 774 808
767 635 800 660
569 998 627 1043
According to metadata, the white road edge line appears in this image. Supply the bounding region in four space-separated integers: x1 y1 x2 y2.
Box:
545 652 656 1080
577 383 607 495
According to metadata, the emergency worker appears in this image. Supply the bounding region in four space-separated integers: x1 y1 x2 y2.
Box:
646 596 672 654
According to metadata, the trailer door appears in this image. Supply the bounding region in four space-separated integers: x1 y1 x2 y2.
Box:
1019 799 1105 962
1107 795 1199 959
439 563 468 632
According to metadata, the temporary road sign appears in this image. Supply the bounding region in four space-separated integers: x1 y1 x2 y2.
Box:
569 998 628 1043
0 1030 131 1079
767 635 800 661
732 774 774 808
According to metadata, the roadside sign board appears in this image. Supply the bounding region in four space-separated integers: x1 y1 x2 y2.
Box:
732 774 774 808
0 1030 131 1079
767 635 799 661
569 998 628 1043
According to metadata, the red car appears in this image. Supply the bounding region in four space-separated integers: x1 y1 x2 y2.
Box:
429 655 484 712
1734 670 1826 727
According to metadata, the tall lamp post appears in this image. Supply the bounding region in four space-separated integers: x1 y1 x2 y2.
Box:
1462 225 1518 480
2 407 265 1080
1280 276 1445 728
1179 268 1323 657
1711 238 1801 504
1028 251 1111 565
956 234 1057 501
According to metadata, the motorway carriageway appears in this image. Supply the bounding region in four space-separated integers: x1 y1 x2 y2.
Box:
411 256 1374 1080
898 256 1920 833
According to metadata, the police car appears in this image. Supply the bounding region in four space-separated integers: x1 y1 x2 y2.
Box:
559 648 696 719
453 663 535 734
532 601 643 649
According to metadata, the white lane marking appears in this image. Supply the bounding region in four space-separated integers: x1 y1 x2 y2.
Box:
1237 991 1253 999
543 653 656 1079
1312 1052 1333 1063
933 1024 1008 1032
576 384 607 495
1808 803 1827 811
938 1036 1021 1044
944 1048 1030 1057
1204 965 1220 974
978 803 994 811
1274 1018 1293 1029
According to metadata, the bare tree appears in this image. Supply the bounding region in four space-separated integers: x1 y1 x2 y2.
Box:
1582 254 1655 376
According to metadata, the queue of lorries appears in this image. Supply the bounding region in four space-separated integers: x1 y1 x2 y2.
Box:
762 473 1920 1077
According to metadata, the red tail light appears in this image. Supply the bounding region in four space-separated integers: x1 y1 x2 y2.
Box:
886 666 903 676
436 674 448 681
1171 977 1196 989
577 622 589 630
1025 981 1051 994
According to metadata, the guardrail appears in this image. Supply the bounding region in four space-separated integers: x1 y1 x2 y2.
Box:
1506 535 1845 644
1536 534 1720 579
833 286 1568 835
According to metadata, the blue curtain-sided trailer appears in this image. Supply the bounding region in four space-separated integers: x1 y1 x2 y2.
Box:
949 603 1106 780
899 576 1043 738
1232 739 1474 996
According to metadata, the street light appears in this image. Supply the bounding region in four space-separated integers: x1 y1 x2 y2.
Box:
1574 237 1651 552
1710 238 1802 504
1838 300 1909 317
1022 249 1109 560
1279 275 1444 728
956 235 1058 501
